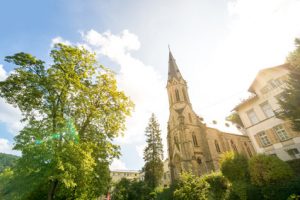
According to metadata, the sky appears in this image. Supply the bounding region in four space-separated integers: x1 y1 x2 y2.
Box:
1 0 300 170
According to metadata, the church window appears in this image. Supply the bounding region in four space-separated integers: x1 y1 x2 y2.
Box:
182 88 187 101
170 93 173 104
230 140 238 152
215 140 221 153
174 136 180 151
244 142 252 157
175 89 180 102
197 157 202 164
188 113 192 123
192 134 198 146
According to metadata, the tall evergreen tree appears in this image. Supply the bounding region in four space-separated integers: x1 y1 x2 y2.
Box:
278 38 300 131
143 113 164 189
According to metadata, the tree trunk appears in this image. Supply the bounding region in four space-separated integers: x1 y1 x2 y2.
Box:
48 179 58 200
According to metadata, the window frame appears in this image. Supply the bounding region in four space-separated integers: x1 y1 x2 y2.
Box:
215 140 221 153
260 101 274 118
192 134 199 147
175 89 180 102
247 109 259 125
273 125 289 141
258 131 271 146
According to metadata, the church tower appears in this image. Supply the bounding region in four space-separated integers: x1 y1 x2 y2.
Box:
166 49 214 182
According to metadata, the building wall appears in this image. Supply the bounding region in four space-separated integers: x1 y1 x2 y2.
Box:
166 73 255 182
235 65 300 161
110 170 142 183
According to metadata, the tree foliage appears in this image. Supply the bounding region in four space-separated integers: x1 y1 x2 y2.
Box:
226 112 244 128
111 178 151 200
249 154 293 186
173 172 209 200
0 153 18 173
278 38 300 131
0 44 133 199
202 172 230 200
220 151 249 183
220 152 250 200
143 113 164 189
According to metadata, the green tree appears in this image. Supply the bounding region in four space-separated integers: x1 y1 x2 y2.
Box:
277 38 300 131
111 179 151 200
111 178 131 200
226 112 244 128
0 153 18 173
220 152 249 200
173 172 209 200
249 154 293 186
143 113 164 189
0 44 133 199
202 172 230 200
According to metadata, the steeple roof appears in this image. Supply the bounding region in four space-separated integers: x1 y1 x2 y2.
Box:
168 48 183 81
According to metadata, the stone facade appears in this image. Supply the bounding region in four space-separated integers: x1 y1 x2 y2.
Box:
166 50 255 182
233 64 300 161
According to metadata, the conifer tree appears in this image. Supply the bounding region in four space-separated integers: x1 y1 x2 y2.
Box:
278 38 300 131
143 113 164 189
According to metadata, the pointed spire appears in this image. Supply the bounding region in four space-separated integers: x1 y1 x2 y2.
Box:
168 47 183 81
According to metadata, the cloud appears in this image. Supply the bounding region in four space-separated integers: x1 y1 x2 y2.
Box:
192 0 300 124
110 158 127 170
0 65 24 135
136 143 146 159
0 138 20 156
81 30 169 152
0 64 7 81
51 36 72 47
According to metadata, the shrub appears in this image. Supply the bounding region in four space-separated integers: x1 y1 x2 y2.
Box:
173 172 209 200
249 154 293 186
220 152 249 182
202 172 230 200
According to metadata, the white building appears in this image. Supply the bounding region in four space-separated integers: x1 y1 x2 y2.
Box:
110 170 143 183
233 64 300 161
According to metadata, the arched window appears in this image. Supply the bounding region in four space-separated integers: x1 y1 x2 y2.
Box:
188 113 192 123
244 142 252 157
182 88 187 101
215 140 221 153
230 140 238 152
175 89 180 102
192 134 198 146
169 93 173 104
174 136 180 151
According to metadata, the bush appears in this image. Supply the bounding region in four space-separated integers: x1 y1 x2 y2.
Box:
202 172 230 200
220 152 249 182
219 152 250 200
173 172 209 200
249 154 293 186
286 159 300 177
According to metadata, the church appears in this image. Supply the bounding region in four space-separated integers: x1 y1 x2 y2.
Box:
166 50 255 182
